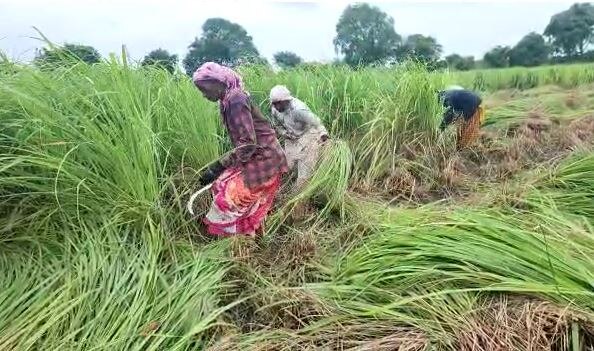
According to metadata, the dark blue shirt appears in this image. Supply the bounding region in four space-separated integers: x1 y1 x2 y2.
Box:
438 89 482 130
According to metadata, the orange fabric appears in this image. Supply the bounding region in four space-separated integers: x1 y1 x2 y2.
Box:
204 168 280 236
225 173 272 208
457 105 484 149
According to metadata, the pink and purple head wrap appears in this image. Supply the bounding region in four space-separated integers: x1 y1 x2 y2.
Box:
192 62 245 107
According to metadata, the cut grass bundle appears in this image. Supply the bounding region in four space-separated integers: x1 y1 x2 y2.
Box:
527 151 594 220
0 221 232 350
309 201 594 347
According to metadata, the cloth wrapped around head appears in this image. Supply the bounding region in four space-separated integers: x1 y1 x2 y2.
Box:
192 62 245 107
446 85 464 91
269 85 292 102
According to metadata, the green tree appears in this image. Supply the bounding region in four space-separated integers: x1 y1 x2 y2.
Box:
141 48 178 73
483 46 511 68
398 34 442 64
333 3 401 67
182 18 262 75
34 43 101 67
544 3 594 57
445 54 475 71
445 53 463 68
237 56 270 69
431 59 448 71
461 56 475 70
273 51 303 69
509 32 550 67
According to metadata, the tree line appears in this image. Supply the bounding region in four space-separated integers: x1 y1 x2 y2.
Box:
33 2 594 72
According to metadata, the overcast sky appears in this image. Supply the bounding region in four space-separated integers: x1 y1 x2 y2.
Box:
0 1 574 64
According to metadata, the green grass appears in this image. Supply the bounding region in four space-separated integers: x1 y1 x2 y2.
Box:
455 63 594 91
0 63 220 236
2 58 594 349
0 221 232 350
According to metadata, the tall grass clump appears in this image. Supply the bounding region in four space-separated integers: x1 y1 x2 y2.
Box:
455 63 594 91
242 62 449 191
353 63 445 184
241 64 391 139
0 61 219 236
0 57 242 350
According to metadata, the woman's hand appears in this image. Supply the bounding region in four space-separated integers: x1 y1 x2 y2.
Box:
199 161 226 185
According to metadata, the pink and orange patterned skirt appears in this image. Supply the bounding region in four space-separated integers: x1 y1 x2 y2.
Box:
203 168 280 237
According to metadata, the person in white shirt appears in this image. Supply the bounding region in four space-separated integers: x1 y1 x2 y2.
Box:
269 85 329 190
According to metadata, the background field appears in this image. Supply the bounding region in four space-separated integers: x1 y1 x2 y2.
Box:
1 58 594 350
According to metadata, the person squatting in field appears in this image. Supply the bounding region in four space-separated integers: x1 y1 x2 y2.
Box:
438 86 485 149
193 62 288 237
269 85 329 190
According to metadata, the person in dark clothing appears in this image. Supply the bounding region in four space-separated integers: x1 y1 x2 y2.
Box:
438 87 484 149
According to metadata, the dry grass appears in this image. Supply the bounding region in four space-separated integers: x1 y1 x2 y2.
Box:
207 322 429 351
362 114 594 207
208 297 594 351
455 297 573 351
561 116 594 149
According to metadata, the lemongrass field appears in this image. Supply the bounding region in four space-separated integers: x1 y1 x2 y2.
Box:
2 55 594 350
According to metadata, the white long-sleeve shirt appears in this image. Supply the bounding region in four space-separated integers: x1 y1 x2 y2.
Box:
271 98 327 140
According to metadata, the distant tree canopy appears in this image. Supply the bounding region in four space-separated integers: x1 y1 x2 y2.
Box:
334 3 401 67
273 51 303 69
182 18 262 75
509 32 549 67
431 59 448 71
398 34 442 64
445 54 475 71
141 48 178 73
483 46 511 68
544 3 594 57
34 43 101 67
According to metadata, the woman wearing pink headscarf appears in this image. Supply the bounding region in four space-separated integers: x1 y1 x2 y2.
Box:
193 62 288 237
